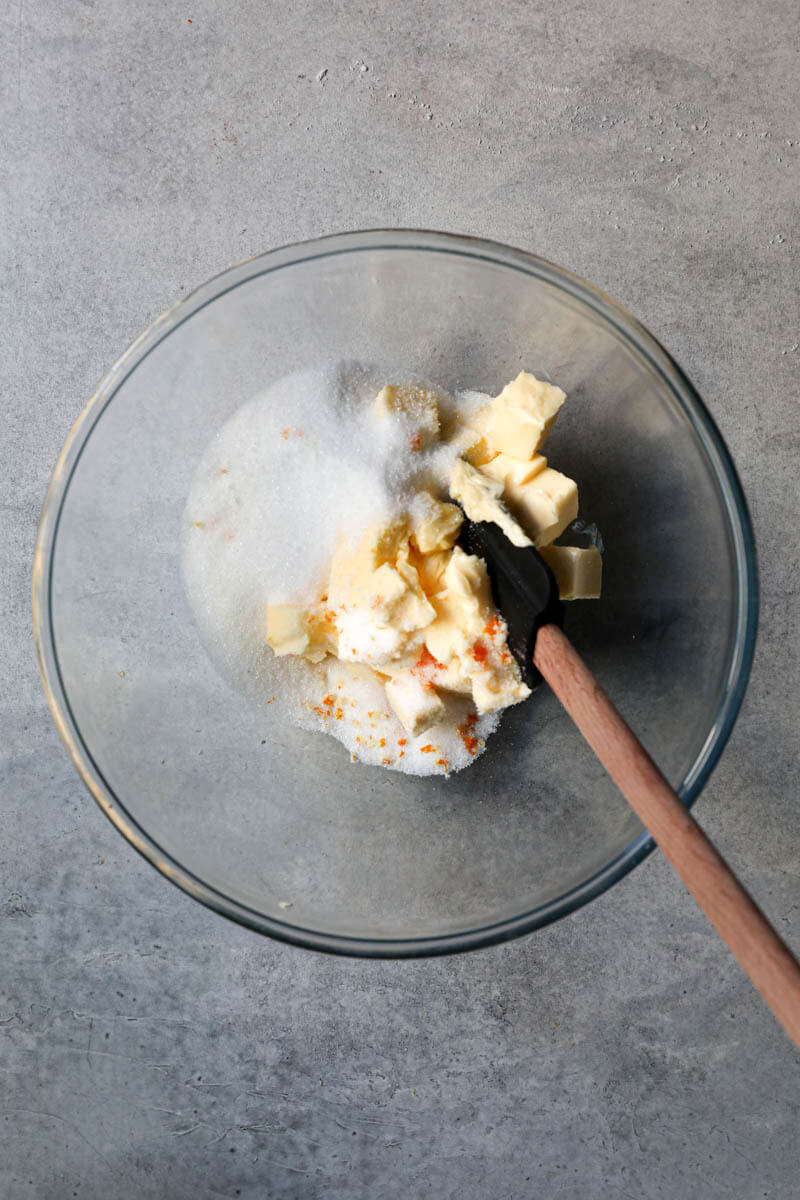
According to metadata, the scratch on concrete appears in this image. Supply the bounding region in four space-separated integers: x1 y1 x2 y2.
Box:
4 1107 117 1177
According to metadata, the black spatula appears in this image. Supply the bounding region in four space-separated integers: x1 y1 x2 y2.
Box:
459 518 564 689
461 517 800 1049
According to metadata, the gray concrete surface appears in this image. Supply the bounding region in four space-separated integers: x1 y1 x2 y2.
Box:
2 1 799 1196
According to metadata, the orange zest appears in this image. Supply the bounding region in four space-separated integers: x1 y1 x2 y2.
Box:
471 640 488 664
457 712 479 756
411 646 445 689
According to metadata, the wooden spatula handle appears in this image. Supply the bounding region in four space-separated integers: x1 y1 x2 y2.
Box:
534 622 800 1050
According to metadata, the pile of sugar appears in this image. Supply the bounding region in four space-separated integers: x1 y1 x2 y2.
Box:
181 363 500 776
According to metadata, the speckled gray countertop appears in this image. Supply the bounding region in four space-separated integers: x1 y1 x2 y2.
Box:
2 2 799 1196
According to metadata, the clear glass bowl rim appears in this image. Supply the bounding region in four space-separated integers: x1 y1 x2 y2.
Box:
32 229 759 957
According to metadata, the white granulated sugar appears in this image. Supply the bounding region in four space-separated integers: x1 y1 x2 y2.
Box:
318 659 499 776
181 364 501 776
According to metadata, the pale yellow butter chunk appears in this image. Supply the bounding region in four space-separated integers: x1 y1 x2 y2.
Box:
266 604 310 657
449 401 496 467
481 452 548 489
267 603 337 663
387 546 438 631
424 546 492 665
410 492 463 553
305 606 340 661
364 514 410 568
462 435 495 467
485 371 566 460
424 547 530 714
441 544 493 607
411 546 451 597
449 458 533 548
368 563 418 625
385 670 446 738
503 466 578 547
328 521 435 665
540 544 603 600
424 597 469 667
373 384 440 449
433 657 474 695
471 669 530 715
328 518 407 599
373 650 431 680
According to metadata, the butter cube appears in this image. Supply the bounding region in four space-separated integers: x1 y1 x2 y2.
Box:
540 545 602 600
367 515 410 567
266 605 310 657
267 603 337 662
485 372 566 460
424 593 468 666
410 492 463 553
334 555 434 635
385 670 446 737
393 542 439 622
383 562 437 632
462 435 495 467
481 452 548 489
412 547 451 596
441 544 493 609
370 561 412 610
306 605 339 661
433 656 474 694
328 519 405 599
424 547 491 665
328 519 410 596
503 466 578 547
471 669 530 714
373 384 440 449
421 546 531 714
453 402 496 466
328 524 436 665
449 459 532 548
373 650 429 680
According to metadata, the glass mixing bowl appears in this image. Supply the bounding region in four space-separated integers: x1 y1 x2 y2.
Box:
33 231 757 956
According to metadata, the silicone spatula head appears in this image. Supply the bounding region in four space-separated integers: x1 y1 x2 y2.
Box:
458 519 564 689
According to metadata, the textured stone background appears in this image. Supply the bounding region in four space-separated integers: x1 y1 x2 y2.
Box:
2 2 799 1197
